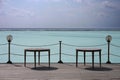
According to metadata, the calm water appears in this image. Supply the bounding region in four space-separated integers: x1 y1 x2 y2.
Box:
0 31 120 63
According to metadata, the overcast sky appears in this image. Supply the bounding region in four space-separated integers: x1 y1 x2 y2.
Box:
0 0 120 28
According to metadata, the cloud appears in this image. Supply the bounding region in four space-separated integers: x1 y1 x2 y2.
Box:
102 0 120 10
0 0 120 28
102 1 114 9
0 0 3 8
6 7 34 17
26 0 61 2
0 0 35 17
52 0 61 2
26 0 40 2
74 0 83 3
26 0 83 3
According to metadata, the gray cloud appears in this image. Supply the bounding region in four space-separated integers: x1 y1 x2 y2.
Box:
0 0 120 28
0 0 2 8
102 0 120 10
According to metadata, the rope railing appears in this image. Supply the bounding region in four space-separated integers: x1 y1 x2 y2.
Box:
62 53 107 57
11 53 59 57
11 43 59 47
111 53 120 57
0 43 8 46
0 39 120 63
62 43 107 47
0 53 8 55
111 44 120 48
0 33 119 63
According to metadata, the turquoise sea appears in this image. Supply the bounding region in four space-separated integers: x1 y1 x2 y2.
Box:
0 29 120 63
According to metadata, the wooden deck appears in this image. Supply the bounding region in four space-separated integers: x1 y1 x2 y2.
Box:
0 63 120 80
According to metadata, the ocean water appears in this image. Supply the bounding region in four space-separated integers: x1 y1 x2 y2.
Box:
0 30 120 63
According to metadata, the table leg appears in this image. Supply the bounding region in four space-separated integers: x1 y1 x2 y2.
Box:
34 51 36 68
84 51 86 66
48 50 50 68
38 51 40 65
92 51 94 69
76 50 78 67
24 50 26 67
99 50 101 68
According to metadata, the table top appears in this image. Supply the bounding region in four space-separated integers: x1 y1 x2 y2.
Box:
76 48 101 52
24 48 50 51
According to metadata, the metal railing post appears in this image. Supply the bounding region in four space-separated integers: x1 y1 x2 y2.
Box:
7 35 13 64
106 41 111 64
7 40 12 64
58 41 63 63
106 35 112 64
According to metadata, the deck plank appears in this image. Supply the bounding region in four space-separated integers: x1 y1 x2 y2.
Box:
0 63 120 80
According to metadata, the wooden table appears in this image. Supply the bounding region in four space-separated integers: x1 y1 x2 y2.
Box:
24 48 50 68
76 48 101 68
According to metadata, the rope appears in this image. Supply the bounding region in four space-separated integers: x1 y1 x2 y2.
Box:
0 43 7 46
62 43 107 47
111 54 120 57
62 53 107 57
62 53 83 57
111 44 120 48
11 43 59 47
11 53 58 57
0 53 7 55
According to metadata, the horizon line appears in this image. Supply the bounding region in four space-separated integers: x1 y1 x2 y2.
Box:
0 27 120 31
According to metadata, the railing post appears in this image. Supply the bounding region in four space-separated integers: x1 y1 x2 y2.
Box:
6 35 13 64
106 35 112 64
58 41 63 63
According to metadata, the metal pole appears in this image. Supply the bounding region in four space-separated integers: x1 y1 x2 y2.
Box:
7 41 12 64
58 41 63 63
106 41 111 64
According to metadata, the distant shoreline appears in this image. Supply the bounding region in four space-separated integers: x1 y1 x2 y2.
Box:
0 28 120 31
